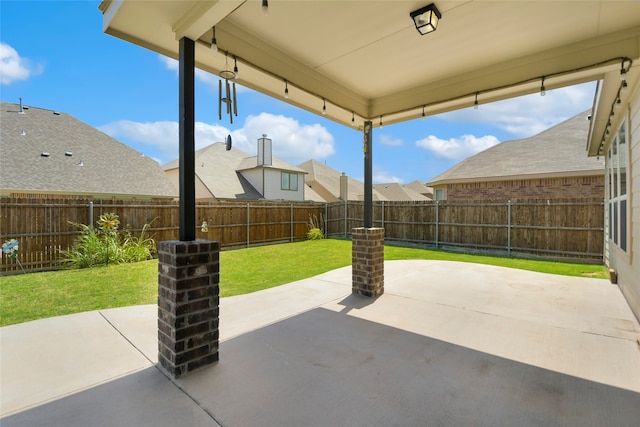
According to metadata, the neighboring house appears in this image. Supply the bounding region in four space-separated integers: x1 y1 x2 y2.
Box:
586 65 639 321
298 159 388 202
373 181 433 201
163 136 308 201
426 111 604 201
0 101 176 199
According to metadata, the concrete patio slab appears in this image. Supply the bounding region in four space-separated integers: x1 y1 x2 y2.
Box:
0 310 151 416
1 260 639 426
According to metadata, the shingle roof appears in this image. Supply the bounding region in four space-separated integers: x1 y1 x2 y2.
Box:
163 142 308 200
164 142 262 200
237 157 306 173
404 180 434 199
426 111 604 186
0 102 176 198
302 184 326 202
298 159 388 202
373 182 431 201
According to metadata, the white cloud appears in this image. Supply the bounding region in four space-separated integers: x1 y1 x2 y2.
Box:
438 81 596 138
0 43 42 85
99 112 334 165
416 134 500 161
373 169 403 184
378 134 403 147
239 113 335 164
99 120 230 159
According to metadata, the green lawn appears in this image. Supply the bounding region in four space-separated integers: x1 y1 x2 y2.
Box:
0 239 607 327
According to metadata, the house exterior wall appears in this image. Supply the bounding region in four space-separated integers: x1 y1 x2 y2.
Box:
236 168 304 201
440 176 604 201
263 169 304 201
608 86 640 321
239 169 264 196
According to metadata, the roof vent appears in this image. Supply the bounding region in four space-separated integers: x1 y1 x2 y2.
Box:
20 130 26 136
41 152 50 157
65 151 73 157
19 97 25 114
53 112 60 115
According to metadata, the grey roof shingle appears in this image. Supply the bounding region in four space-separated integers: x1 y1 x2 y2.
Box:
164 143 262 200
237 156 306 173
163 142 308 200
373 182 431 201
0 102 177 198
426 111 604 186
298 159 388 202
404 180 434 198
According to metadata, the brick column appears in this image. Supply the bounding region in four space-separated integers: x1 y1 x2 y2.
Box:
157 240 219 378
352 227 384 297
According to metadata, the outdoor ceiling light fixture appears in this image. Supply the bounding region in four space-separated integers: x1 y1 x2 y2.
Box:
473 92 479 110
410 3 441 35
262 0 269 16
210 26 217 52
540 76 546 96
284 80 289 99
351 112 355 127
322 98 326 115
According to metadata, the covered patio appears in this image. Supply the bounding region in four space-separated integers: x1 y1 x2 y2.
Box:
2 260 639 425
96 0 640 377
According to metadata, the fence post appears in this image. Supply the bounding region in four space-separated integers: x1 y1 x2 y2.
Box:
324 203 328 236
344 199 348 238
246 203 250 248
381 201 385 228
507 200 511 257
435 201 439 249
88 201 94 229
290 203 294 242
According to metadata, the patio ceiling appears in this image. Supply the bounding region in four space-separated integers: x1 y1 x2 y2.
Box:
100 1 640 136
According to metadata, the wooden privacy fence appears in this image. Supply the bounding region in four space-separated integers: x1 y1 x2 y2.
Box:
326 199 604 262
1 197 603 273
0 198 324 273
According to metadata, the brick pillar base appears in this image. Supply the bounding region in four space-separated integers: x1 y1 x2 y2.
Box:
352 227 384 297
157 240 219 378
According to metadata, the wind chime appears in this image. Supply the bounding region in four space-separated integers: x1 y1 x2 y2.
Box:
218 53 238 124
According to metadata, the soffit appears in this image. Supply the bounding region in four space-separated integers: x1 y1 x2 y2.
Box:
100 1 640 128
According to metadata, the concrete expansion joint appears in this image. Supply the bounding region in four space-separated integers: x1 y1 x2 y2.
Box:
98 311 156 366
581 329 640 344
153 363 225 427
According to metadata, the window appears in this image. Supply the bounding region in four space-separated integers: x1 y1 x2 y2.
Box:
281 172 298 191
606 122 628 252
435 188 445 200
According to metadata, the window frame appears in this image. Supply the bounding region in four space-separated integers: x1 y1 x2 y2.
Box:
281 172 299 191
606 120 628 252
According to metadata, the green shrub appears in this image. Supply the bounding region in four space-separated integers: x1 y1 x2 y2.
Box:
306 228 324 240
61 214 156 268
306 213 325 240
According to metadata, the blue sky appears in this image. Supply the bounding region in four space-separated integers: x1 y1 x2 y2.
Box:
1 1 597 184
